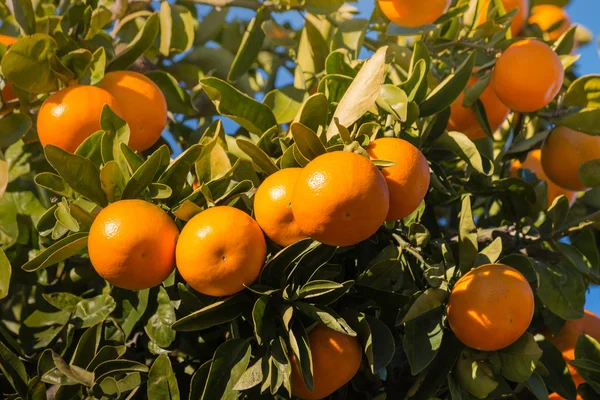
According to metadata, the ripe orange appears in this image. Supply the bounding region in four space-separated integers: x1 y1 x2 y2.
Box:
480 0 529 36
254 168 309 247
292 151 389 247
447 263 534 351
511 149 577 208
546 310 600 398
529 5 571 41
366 138 430 220
291 325 362 400
176 206 266 297
492 39 564 112
88 200 179 290
37 85 123 153
0 35 18 107
377 0 450 28
447 77 510 140
100 71 167 152
541 126 600 192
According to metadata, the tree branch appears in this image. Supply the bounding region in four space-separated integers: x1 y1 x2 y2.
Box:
185 0 260 10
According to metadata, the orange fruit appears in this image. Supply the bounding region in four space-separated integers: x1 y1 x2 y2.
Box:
176 206 266 297
0 35 18 108
88 200 179 291
100 71 167 152
254 168 309 247
292 151 389 247
541 126 600 192
377 0 451 28
546 310 600 398
529 5 571 41
447 263 534 351
366 138 430 220
37 85 123 153
480 0 529 36
447 77 510 140
291 325 362 400
493 39 563 113
511 149 577 208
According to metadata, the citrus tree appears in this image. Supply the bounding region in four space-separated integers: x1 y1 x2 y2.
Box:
1 0 600 399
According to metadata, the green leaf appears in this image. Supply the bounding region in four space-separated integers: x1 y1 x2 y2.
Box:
0 340 28 398
172 294 250 332
74 293 117 328
146 71 196 115
0 249 10 300
200 77 277 135
228 7 266 82
45 145 108 206
402 307 444 375
112 288 149 339
456 349 499 399
121 146 165 199
387 23 437 36
290 123 326 160
533 260 585 320
377 84 409 122
34 173 71 197
201 339 251 400
294 303 356 336
458 195 478 273
296 16 328 91
87 346 127 372
563 75 600 108
0 113 32 148
474 237 503 267
304 0 344 14
70 324 102 369
85 6 113 40
298 280 354 305
7 0 36 34
189 361 211 400
348 311 395 374
159 2 194 56
1 33 58 93
145 287 176 349
235 139 279 175
22 233 88 272
401 288 449 324
579 159 600 188
419 53 475 117
332 19 368 59
526 372 550 400
158 144 203 200
263 86 305 124
43 292 82 313
292 93 329 133
148 354 180 400
100 161 126 203
537 337 577 399
326 46 388 140
93 360 149 382
435 131 494 175
558 109 600 135
52 351 94 387
499 333 543 382
108 13 160 71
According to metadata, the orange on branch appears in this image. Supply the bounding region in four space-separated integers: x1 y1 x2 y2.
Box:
448 77 510 140
254 168 309 247
37 85 123 153
541 126 600 192
100 70 167 152
511 149 577 207
291 325 362 400
529 4 571 40
176 206 266 297
88 200 179 291
366 138 430 220
447 263 534 351
292 151 389 247
492 39 564 112
377 0 450 28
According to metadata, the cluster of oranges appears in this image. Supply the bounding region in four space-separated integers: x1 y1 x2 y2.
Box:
87 139 429 399
381 0 600 208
